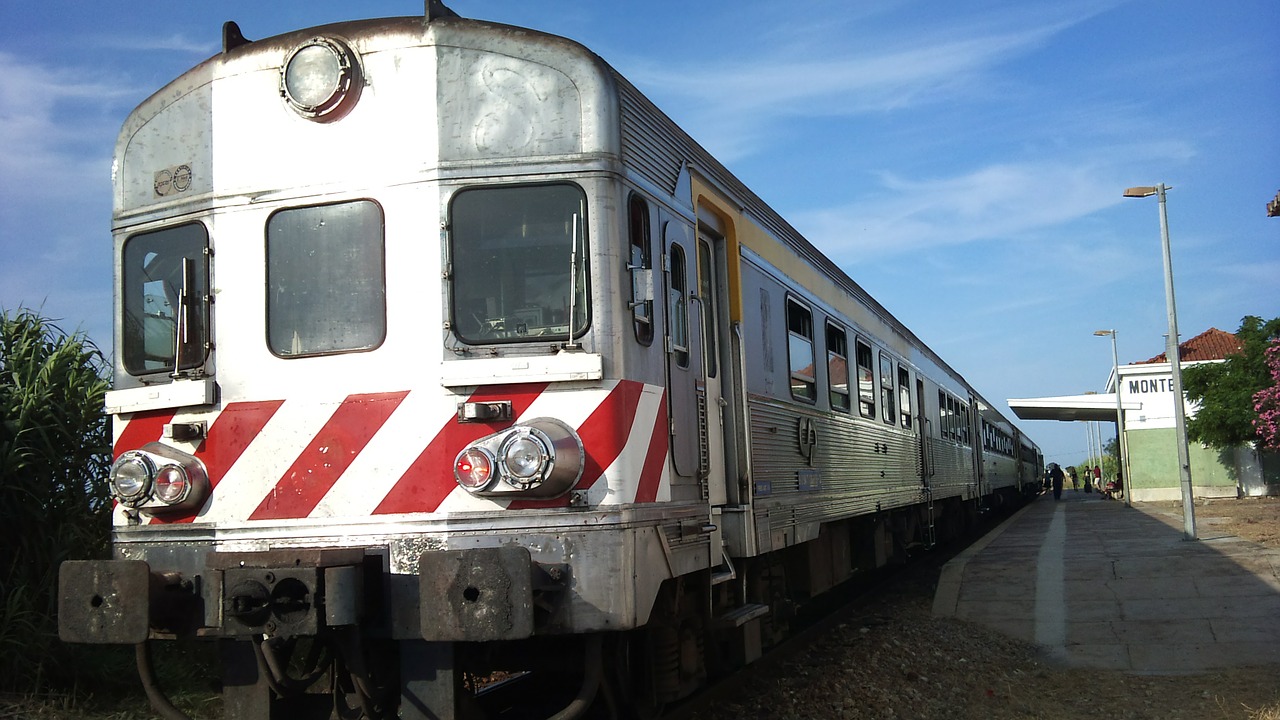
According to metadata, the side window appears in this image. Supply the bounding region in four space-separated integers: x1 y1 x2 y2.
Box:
938 391 947 439
856 339 875 419
898 365 912 429
668 243 690 368
940 392 955 441
786 298 815 402
267 200 385 357
879 352 896 425
826 323 850 412
122 223 210 376
628 194 653 345
960 402 971 444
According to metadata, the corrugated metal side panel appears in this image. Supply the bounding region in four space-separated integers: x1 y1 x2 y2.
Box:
747 398 925 546
927 441 975 499
985 454 1019 491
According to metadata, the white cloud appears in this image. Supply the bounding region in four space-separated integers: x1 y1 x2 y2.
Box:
624 1 1122 161
98 33 215 55
0 52 120 346
0 52 130 201
791 160 1129 261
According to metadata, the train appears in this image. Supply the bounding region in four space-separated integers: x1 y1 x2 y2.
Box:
58 4 1043 719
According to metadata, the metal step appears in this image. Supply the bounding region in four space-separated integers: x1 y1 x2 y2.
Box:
710 550 737 586
714 603 769 629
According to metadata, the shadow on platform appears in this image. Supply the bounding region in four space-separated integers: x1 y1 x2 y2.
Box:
934 491 1280 673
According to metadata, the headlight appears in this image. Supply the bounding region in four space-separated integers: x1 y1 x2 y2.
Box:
281 37 362 121
452 419 584 499
153 464 191 505
110 451 154 505
500 432 550 486
108 442 210 515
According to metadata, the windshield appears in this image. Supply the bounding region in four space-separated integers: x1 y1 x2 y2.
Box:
121 223 209 376
266 200 386 357
450 184 589 344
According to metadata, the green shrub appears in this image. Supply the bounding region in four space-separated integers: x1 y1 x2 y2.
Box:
0 308 114 691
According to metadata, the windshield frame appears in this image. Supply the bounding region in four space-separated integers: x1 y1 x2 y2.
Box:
447 182 591 346
120 222 211 378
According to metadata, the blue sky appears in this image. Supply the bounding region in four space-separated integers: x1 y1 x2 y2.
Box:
2 0 1276 467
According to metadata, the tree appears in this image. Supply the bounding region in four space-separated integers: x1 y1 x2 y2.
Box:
0 308 112 691
1077 437 1120 482
1254 338 1280 451
1181 315 1280 449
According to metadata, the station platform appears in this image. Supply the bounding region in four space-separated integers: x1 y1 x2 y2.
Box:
933 490 1280 673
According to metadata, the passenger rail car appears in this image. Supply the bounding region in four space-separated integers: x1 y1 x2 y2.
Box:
59 5 1041 719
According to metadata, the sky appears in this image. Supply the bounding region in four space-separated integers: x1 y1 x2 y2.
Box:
1 0 1277 468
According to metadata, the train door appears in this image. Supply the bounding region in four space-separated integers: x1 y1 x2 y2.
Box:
661 219 731 506
664 221 702 483
969 395 985 498
917 377 933 485
696 231 727 505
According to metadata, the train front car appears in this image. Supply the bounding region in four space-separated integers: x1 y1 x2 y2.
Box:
59 12 709 719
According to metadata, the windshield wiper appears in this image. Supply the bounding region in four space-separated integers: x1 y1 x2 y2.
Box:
171 257 192 379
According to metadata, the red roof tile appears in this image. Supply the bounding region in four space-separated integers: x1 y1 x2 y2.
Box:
1136 327 1243 364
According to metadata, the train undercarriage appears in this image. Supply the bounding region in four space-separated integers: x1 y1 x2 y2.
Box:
64 492 1023 720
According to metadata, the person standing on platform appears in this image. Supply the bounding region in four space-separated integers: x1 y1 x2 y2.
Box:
1068 466 1079 491
1093 464 1102 491
1048 463 1065 500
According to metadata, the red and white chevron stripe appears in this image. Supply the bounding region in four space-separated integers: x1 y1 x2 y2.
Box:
112 380 671 526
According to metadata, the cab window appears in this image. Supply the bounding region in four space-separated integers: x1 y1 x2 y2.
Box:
628 193 653 345
267 200 386 357
450 183 588 344
122 223 210 376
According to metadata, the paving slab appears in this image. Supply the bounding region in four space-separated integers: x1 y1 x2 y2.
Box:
933 491 1280 673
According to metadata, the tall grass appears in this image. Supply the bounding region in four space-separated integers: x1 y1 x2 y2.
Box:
0 308 122 693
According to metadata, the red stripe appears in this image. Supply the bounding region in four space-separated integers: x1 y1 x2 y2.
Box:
195 400 285 489
250 392 408 521
509 380 644 510
634 393 668 504
373 383 550 515
149 400 285 525
113 410 175 458
576 380 644 487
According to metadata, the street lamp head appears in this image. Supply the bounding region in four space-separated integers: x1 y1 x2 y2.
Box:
1093 330 1115 337
1123 186 1159 198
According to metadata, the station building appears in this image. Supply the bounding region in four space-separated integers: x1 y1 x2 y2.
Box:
1009 328 1280 501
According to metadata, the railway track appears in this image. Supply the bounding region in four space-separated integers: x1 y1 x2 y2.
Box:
664 535 976 720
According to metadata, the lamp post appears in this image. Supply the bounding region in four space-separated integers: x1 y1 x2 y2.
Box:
1094 329 1129 507
1123 184 1196 540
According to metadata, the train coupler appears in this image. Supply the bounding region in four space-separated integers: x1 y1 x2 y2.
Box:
209 548 375 638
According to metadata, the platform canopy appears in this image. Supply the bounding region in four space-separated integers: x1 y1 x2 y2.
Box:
1006 393 1141 422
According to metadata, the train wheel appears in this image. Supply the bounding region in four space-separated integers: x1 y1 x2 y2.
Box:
609 630 665 720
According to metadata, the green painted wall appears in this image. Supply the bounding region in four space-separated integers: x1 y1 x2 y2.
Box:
1125 428 1238 490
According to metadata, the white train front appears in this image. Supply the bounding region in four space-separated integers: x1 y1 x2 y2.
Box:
59 6 1042 719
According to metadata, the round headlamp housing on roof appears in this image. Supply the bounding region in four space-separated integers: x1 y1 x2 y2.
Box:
280 37 363 122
